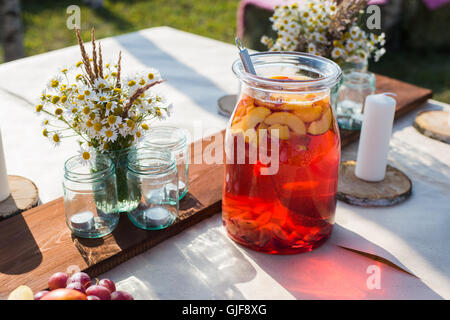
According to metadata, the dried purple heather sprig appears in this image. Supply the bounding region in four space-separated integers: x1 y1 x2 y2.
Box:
75 28 96 85
116 51 122 89
327 0 368 40
91 28 99 78
122 80 166 118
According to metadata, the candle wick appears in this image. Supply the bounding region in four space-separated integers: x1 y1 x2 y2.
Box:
382 92 398 98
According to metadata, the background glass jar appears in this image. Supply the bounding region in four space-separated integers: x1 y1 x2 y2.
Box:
63 155 119 238
126 148 179 230
336 70 376 130
225 52 342 254
144 126 189 199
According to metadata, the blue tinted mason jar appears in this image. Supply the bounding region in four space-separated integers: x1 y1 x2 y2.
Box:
126 148 179 230
144 126 189 200
63 155 119 238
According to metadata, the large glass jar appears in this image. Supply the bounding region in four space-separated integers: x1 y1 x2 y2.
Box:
126 148 179 230
63 154 119 238
223 52 342 254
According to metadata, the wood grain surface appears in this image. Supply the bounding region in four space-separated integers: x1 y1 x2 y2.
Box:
337 160 412 207
413 110 450 144
0 75 431 298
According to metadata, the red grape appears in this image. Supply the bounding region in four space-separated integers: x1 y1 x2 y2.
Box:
48 272 69 290
66 272 91 290
111 291 134 300
66 282 86 294
85 285 111 300
87 295 101 300
98 279 116 293
34 290 49 300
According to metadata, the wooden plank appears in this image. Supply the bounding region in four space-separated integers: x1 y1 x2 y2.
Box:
0 134 225 298
0 75 431 298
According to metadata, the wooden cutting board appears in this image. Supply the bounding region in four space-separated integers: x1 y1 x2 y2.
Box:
0 75 431 298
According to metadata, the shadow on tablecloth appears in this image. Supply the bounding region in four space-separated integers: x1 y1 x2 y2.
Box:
115 32 228 117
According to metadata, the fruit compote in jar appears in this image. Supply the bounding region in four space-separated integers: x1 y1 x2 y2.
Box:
223 52 342 254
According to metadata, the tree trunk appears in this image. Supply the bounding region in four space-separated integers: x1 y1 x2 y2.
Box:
0 0 24 62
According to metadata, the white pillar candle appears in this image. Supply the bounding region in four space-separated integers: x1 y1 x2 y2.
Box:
0 127 11 202
355 93 396 181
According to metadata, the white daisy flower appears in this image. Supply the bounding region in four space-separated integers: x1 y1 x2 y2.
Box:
345 40 357 52
46 75 64 91
50 132 62 147
374 48 386 62
134 129 144 142
331 47 345 59
101 127 118 142
95 91 112 103
93 78 110 90
349 26 362 40
307 43 318 55
77 146 96 166
103 114 122 129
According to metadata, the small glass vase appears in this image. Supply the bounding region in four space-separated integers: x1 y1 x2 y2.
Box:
144 126 189 200
102 146 139 213
63 155 119 238
126 147 179 230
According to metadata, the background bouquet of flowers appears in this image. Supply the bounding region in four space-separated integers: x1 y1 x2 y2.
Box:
261 0 386 66
36 28 171 164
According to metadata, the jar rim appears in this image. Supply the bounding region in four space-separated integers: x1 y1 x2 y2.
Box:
64 154 115 183
144 126 187 152
127 147 176 176
232 51 342 92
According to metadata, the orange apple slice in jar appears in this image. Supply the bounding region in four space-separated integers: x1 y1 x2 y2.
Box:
264 112 306 135
308 106 332 135
268 123 290 140
243 107 272 130
293 103 323 123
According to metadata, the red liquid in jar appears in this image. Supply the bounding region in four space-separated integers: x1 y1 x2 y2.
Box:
223 86 340 254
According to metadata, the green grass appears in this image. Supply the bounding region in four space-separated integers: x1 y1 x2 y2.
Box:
2 0 449 103
20 0 239 57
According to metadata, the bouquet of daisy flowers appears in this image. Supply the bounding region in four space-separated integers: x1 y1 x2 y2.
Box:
36 28 172 210
261 0 386 66
36 28 171 162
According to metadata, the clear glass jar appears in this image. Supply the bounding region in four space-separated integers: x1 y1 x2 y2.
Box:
102 146 139 213
126 147 179 230
224 52 342 254
336 70 376 130
63 155 119 238
144 126 189 200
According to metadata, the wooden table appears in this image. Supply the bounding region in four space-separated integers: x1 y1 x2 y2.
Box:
0 27 448 300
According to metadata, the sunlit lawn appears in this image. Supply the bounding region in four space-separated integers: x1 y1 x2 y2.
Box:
2 0 449 103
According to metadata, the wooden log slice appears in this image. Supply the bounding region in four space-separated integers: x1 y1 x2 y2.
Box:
0 175 39 220
413 110 450 144
337 161 412 207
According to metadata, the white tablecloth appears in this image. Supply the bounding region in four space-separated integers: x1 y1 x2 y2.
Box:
0 27 448 300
